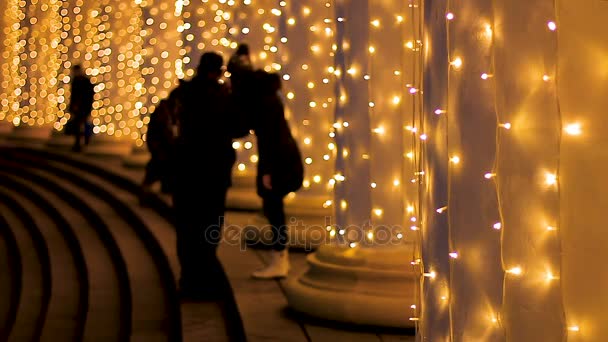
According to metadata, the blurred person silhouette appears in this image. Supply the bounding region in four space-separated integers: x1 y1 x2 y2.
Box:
68 64 95 152
227 43 252 76
250 71 304 279
139 84 182 204
172 52 248 300
227 43 255 129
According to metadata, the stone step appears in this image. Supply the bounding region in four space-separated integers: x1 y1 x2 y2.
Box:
19 148 239 341
0 194 48 342
0 155 178 340
0 183 84 341
1 171 129 341
3 148 251 341
0 211 21 341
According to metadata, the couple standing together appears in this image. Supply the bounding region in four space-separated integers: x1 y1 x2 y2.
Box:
172 45 304 300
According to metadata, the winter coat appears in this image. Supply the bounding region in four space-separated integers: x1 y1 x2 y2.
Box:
173 76 249 189
253 92 304 197
69 75 94 120
146 99 176 161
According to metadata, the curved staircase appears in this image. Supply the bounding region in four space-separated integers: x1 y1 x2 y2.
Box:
0 145 245 342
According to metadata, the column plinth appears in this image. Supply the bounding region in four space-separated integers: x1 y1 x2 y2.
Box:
285 244 417 328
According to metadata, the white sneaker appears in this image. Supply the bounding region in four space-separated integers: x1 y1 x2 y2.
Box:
252 250 289 279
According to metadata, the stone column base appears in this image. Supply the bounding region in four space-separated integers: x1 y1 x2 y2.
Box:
285 244 418 328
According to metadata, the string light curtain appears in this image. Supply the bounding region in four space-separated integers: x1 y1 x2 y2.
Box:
138 0 182 145
420 0 450 338
284 0 419 329
180 0 234 79
0 2 6 111
443 0 505 340
0 3 5 64
557 0 608 339
367 0 402 234
494 0 563 339
280 1 335 199
1 0 63 127
332 0 371 233
421 0 608 340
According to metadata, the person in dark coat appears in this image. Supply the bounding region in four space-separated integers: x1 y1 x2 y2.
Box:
139 86 181 203
172 52 248 300
68 64 95 151
251 71 304 279
227 43 252 75
227 43 256 129
140 99 175 204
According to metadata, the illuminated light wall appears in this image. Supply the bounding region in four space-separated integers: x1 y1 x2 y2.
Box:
330 0 421 259
0 3 5 63
53 0 86 129
138 0 182 145
419 0 450 338
0 0 63 127
558 0 608 340
1 0 28 124
447 0 507 339
96 0 147 140
54 0 103 130
493 0 564 339
367 1 419 238
422 0 564 339
234 0 279 72
422 0 608 340
280 1 335 198
331 0 372 235
1 0 151 143
22 0 63 127
179 0 235 79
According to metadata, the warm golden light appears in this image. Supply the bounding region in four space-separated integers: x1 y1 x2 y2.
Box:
545 173 558 186
564 123 582 136
451 57 463 69
506 267 523 275
424 271 437 279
